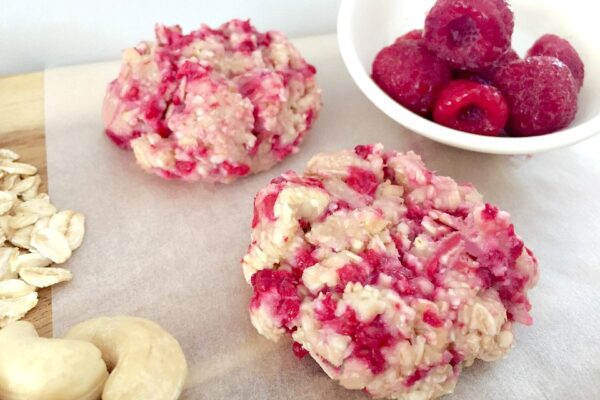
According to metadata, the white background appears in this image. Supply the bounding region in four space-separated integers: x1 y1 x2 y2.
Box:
0 0 341 75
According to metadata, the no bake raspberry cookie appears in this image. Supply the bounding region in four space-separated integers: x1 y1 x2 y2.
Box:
242 144 538 400
103 20 321 183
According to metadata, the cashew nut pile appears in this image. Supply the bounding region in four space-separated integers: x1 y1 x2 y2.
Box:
0 148 86 328
67 316 188 400
0 321 107 400
0 316 187 400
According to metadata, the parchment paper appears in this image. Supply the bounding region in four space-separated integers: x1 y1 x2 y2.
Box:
45 34 600 399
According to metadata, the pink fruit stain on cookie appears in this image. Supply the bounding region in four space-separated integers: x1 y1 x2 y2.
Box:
344 167 379 197
371 0 584 138
242 144 539 399
102 19 322 183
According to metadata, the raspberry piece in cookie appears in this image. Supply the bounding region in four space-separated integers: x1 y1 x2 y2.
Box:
103 20 322 183
424 0 513 69
526 34 585 90
493 56 578 136
372 41 451 116
243 144 538 400
433 80 508 136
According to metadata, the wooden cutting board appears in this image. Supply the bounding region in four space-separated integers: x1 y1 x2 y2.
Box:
0 72 53 337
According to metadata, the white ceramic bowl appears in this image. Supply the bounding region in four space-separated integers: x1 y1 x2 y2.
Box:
337 0 600 154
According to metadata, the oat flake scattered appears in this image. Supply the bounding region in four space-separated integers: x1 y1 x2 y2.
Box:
0 148 85 326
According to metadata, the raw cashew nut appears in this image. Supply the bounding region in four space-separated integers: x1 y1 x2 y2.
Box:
66 316 188 400
0 321 108 400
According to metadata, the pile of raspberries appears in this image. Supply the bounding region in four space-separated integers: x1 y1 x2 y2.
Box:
372 0 584 137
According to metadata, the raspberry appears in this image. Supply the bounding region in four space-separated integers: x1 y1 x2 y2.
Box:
372 41 452 116
354 144 375 159
344 167 379 197
488 0 514 35
433 80 508 136
221 161 251 177
250 269 301 328
453 48 518 84
424 0 513 69
350 317 394 374
260 192 279 220
481 203 499 221
423 310 444 328
493 56 578 136
292 341 309 359
337 263 369 289
526 34 584 90
405 368 431 387
481 47 519 77
394 29 423 43
452 70 491 85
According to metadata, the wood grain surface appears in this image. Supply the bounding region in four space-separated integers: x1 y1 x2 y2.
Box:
0 72 53 337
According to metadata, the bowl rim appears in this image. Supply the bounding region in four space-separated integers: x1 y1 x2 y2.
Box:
336 0 600 155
